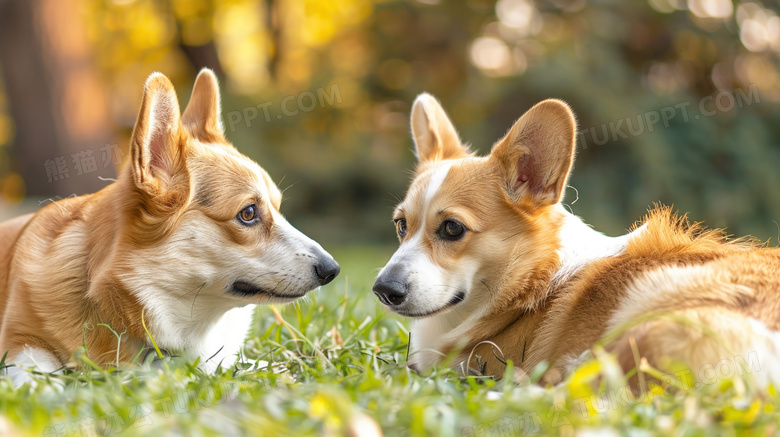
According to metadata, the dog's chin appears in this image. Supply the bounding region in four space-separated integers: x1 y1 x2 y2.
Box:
392 290 466 318
229 281 310 302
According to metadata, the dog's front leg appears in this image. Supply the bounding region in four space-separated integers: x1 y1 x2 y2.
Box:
5 346 63 387
197 305 257 373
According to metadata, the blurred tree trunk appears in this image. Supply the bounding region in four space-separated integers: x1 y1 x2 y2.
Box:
179 41 225 78
0 0 114 197
266 0 281 79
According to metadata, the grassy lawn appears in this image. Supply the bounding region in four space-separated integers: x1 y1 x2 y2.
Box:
1 246 778 436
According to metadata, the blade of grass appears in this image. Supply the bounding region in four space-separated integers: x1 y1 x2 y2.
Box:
141 307 164 359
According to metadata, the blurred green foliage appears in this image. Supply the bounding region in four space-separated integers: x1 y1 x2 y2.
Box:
1 0 779 247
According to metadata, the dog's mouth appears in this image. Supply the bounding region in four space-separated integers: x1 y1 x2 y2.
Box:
395 290 466 318
229 281 308 300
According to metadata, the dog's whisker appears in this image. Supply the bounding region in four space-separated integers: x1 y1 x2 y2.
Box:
270 278 285 294
177 281 209 300
190 282 207 320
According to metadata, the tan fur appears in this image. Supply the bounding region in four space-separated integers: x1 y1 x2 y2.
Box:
382 94 780 386
0 70 337 375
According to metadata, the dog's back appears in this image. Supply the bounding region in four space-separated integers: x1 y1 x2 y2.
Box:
0 214 34 318
525 209 780 385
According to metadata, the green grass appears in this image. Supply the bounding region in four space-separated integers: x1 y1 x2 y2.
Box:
2 246 778 436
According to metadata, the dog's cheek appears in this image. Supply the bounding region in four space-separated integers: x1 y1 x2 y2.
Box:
410 253 451 308
448 257 480 296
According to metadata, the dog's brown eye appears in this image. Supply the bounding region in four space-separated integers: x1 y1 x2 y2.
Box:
237 204 258 225
440 220 465 240
394 218 407 238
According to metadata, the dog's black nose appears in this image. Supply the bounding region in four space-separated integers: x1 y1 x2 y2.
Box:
373 279 407 306
314 257 340 285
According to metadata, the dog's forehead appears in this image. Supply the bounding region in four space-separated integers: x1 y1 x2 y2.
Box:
190 143 281 210
400 158 487 214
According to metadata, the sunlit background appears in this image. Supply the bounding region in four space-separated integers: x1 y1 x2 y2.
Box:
1 0 779 248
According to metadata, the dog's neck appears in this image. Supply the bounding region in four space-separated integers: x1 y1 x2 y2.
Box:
549 205 639 289
78 182 152 352
21 181 152 363
80 178 225 356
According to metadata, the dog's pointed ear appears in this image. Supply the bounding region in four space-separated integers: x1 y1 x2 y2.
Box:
182 68 224 142
490 99 576 206
130 72 186 189
411 93 470 163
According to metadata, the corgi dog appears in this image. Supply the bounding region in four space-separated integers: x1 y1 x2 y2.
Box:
374 93 780 387
0 69 339 385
